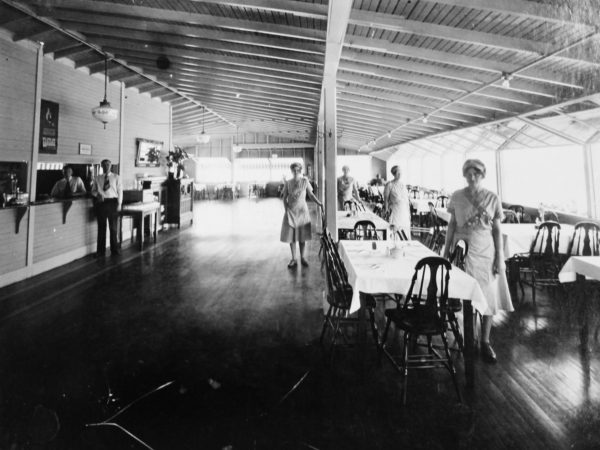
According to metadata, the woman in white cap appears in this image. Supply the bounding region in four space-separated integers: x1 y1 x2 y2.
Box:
443 159 513 363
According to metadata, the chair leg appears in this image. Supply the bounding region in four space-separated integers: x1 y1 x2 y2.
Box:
368 306 380 349
440 331 462 403
320 305 333 345
378 317 393 364
448 314 464 354
402 331 410 406
532 275 537 308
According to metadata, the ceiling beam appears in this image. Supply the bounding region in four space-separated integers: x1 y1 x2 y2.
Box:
57 14 325 55
349 10 548 55
427 0 597 27
31 0 325 41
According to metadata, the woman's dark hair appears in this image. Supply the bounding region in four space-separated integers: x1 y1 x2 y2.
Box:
290 162 302 171
391 165 399 176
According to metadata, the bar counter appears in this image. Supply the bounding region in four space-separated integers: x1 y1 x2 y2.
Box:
0 197 102 287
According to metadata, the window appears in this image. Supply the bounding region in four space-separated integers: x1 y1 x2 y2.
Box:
194 157 231 183
501 145 587 215
233 157 303 182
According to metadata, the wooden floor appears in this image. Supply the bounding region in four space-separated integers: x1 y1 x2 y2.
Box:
0 198 599 449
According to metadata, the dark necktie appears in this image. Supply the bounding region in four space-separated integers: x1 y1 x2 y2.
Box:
103 173 110 191
64 180 72 198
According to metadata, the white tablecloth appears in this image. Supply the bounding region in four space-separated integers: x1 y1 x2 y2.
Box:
559 256 600 283
337 210 390 236
502 224 573 258
338 240 488 314
410 198 433 214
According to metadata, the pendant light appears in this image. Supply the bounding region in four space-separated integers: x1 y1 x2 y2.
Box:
197 106 210 144
91 57 118 128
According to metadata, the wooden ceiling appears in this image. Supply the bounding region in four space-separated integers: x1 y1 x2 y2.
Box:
2 0 600 152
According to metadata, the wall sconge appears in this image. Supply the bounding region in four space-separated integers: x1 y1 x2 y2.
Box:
196 105 210 144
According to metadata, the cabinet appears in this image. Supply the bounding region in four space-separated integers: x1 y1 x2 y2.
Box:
164 178 194 228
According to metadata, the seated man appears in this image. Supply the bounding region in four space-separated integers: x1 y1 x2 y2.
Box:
50 165 86 198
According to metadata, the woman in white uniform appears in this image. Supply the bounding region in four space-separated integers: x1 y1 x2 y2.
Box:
443 159 513 363
383 165 411 240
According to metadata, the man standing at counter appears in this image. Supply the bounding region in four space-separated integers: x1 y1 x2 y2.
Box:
92 159 122 257
50 165 86 198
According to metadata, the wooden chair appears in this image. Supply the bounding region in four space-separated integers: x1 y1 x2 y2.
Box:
519 221 563 307
445 240 469 354
353 220 379 240
319 241 356 358
502 209 519 223
379 256 462 405
435 195 449 208
568 222 600 257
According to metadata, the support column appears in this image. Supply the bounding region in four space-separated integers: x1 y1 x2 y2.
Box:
117 82 125 172
583 136 599 218
495 147 503 200
26 42 44 267
324 81 337 239
321 0 353 240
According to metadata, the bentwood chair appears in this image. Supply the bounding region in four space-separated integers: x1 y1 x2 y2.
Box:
435 195 449 208
518 221 563 307
379 256 462 405
353 220 379 240
344 199 366 212
568 222 600 257
320 240 355 357
445 240 469 354
502 209 519 224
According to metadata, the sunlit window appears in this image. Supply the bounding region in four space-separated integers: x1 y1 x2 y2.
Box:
233 157 303 182
501 145 587 215
194 157 231 183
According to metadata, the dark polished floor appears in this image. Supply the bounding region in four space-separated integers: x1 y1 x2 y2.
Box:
1 198 599 449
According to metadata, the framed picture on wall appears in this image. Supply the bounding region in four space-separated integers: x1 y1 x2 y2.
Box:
39 100 59 154
135 138 163 167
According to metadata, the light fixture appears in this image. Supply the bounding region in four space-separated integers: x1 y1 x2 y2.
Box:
501 72 513 88
235 93 241 98
197 106 210 144
422 114 429 124
91 57 119 129
387 131 392 138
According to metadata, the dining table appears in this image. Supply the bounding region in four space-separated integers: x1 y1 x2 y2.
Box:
337 210 390 240
559 256 600 349
338 239 488 388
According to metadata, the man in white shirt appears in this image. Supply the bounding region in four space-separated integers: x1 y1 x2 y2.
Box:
50 165 86 198
91 159 123 257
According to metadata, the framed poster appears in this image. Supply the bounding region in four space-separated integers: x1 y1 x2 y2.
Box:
135 138 163 167
79 143 92 155
39 99 59 154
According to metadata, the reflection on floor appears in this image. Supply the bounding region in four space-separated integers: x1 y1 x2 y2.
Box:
0 198 599 449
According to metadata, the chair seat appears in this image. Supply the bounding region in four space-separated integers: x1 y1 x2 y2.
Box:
444 297 462 313
385 308 442 335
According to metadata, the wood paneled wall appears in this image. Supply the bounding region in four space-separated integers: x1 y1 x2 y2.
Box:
121 92 170 187
0 208 28 276
0 36 36 161
40 58 120 164
32 200 97 264
0 33 170 287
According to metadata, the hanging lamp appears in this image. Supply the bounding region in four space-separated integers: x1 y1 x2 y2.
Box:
91 57 118 128
197 106 210 144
